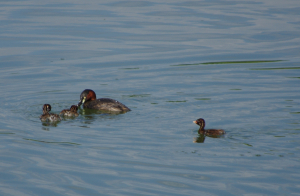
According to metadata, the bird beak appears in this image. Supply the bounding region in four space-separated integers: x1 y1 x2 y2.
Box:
77 97 85 107
193 121 197 124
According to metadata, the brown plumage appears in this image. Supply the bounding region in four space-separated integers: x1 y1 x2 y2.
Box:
193 118 225 136
40 104 61 122
77 89 131 113
60 105 79 117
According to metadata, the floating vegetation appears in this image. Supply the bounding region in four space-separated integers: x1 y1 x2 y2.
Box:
202 60 283 65
0 129 15 134
243 143 253 147
290 112 300 114
23 138 80 145
195 98 211 100
166 100 187 103
38 90 65 94
0 132 14 135
119 67 139 70
171 60 284 66
125 94 151 98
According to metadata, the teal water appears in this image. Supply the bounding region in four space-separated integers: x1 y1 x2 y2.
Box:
1 0 300 195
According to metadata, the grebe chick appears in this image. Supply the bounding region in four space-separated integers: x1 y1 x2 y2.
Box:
193 118 225 136
77 89 131 112
40 104 61 122
60 105 79 117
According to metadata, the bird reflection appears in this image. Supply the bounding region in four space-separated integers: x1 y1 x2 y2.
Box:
78 108 120 125
79 107 126 116
41 121 59 127
193 133 226 143
193 118 225 143
193 134 206 143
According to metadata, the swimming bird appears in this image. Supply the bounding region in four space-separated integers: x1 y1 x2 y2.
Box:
60 105 79 117
193 118 225 136
40 104 61 122
77 89 131 112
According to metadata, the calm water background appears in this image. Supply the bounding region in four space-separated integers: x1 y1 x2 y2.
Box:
1 0 300 195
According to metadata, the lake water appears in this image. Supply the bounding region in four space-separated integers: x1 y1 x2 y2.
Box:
1 0 300 195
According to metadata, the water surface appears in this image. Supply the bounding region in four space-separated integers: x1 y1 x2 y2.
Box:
1 0 300 195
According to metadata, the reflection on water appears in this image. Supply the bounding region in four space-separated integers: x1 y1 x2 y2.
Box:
193 134 206 143
1 0 300 195
41 121 60 127
193 133 226 143
60 115 78 120
79 108 127 116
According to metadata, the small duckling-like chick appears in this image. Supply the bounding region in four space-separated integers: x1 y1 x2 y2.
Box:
193 118 225 136
59 105 79 117
40 104 61 122
77 89 131 113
